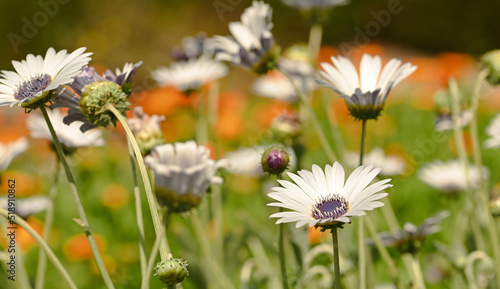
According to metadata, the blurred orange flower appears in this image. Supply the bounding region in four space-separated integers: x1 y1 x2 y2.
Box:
63 234 107 262
100 184 129 209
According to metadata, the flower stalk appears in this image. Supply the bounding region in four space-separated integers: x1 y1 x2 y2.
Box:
40 105 115 289
332 226 341 289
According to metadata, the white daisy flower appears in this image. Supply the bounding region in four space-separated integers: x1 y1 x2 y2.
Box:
145 141 227 212
345 147 406 176
418 160 487 193
224 145 297 177
211 1 278 74
27 108 104 148
0 196 51 218
0 47 92 108
435 109 473 132
318 54 416 120
151 57 228 94
252 71 299 102
172 33 213 61
0 138 29 172
282 0 349 9
268 162 391 228
485 113 500 149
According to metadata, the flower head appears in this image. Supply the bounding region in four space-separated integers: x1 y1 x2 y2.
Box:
154 255 189 286
268 162 391 228
0 196 51 218
52 63 141 131
27 108 104 151
485 113 500 149
366 211 450 255
282 0 349 9
345 147 406 176
211 1 279 74
145 141 226 213
418 160 487 194
128 106 165 155
0 138 29 172
252 71 299 102
152 57 228 95
318 54 416 121
0 47 92 108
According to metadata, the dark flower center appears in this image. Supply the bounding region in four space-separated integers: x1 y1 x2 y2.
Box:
312 195 349 220
14 74 52 100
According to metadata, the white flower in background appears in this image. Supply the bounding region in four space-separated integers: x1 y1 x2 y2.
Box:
418 160 487 193
0 196 51 218
268 162 391 228
252 71 299 102
172 33 213 61
0 138 29 172
27 108 104 148
485 113 500 149
145 141 227 212
211 1 278 74
0 47 92 108
435 110 473 132
345 147 406 176
224 145 297 177
128 106 165 155
318 54 416 120
282 0 349 9
151 57 228 94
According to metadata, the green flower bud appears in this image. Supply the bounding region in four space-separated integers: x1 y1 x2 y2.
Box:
481 50 500 86
261 146 290 176
79 81 130 128
154 257 189 286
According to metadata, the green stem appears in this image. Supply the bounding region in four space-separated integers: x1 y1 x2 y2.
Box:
332 227 341 289
39 105 115 289
281 70 337 163
278 208 289 289
365 218 402 288
0 208 78 289
104 103 169 260
449 79 487 252
211 184 224 263
409 254 426 289
127 141 147 279
308 23 323 60
142 235 160 289
191 210 235 289
35 166 59 289
358 119 368 289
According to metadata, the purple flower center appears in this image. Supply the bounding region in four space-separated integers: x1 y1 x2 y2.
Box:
14 74 52 100
312 195 349 220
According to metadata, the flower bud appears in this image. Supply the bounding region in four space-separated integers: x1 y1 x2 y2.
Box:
154 256 189 285
79 81 130 128
128 107 165 155
261 146 290 176
270 112 301 141
481 50 500 86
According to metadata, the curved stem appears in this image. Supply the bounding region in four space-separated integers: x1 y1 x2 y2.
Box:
409 254 426 289
281 70 337 163
127 141 147 279
332 227 341 289
0 208 78 289
35 165 59 289
278 208 289 289
40 105 114 289
104 103 169 260
358 119 368 289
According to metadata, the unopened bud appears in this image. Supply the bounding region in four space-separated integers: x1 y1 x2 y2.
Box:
481 50 500 86
261 146 290 176
154 256 189 286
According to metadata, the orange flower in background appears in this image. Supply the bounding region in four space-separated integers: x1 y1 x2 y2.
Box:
308 226 329 245
0 217 44 252
1 171 45 197
329 97 352 126
63 234 107 262
100 184 130 209
317 46 339 67
253 101 294 129
214 91 248 140
91 254 116 275
449 131 473 155
437 53 477 85
131 86 188 116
